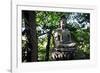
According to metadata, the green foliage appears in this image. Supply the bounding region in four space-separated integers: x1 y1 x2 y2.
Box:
36 11 68 29
38 34 47 61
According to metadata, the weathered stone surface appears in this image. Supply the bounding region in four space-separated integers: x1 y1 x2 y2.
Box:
50 16 76 60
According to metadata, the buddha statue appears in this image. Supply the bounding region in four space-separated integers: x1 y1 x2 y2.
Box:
51 16 76 60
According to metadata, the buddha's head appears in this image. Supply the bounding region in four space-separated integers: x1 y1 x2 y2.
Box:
60 15 66 29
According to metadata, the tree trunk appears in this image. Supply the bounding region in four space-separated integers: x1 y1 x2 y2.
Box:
45 29 52 61
22 11 38 62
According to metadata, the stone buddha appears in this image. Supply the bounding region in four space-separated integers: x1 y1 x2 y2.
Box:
51 16 76 60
